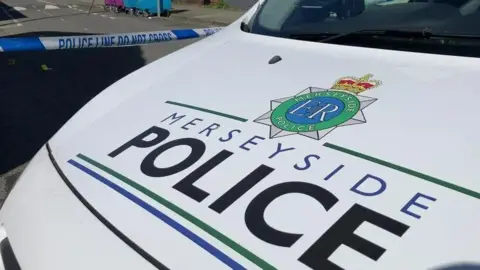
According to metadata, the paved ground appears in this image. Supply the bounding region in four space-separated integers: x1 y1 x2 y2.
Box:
165 3 244 25
0 0 229 205
224 0 256 10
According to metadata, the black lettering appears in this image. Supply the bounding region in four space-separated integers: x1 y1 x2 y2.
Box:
245 182 339 247
209 165 274 213
161 113 185 125
199 123 220 137
108 126 169 158
239 135 265 151
132 34 138 44
219 129 241 142
324 164 345 181
181 118 203 130
268 143 295 159
173 150 233 202
299 204 409 270
294 154 321 171
141 138 205 177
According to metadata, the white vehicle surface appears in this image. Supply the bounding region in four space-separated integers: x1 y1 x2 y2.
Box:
1 0 479 269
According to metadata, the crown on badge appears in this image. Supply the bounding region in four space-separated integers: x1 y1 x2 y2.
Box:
331 74 382 94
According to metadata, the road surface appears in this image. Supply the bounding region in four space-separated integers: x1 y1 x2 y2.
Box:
0 0 219 206
225 0 256 10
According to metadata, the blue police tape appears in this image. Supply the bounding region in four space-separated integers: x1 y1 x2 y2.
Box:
0 27 224 52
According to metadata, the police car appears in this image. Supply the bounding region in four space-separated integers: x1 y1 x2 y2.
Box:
1 0 479 269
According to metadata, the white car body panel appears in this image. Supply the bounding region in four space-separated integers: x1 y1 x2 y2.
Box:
0 147 157 270
1 1 480 270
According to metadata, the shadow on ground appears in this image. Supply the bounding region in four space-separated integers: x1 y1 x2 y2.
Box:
170 8 188 14
0 31 146 175
174 0 252 10
0 1 27 22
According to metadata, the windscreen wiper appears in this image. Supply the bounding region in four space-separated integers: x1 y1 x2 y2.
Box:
321 28 434 42
289 28 480 43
